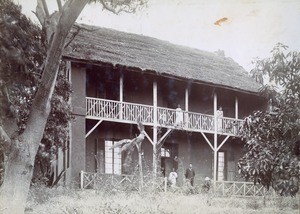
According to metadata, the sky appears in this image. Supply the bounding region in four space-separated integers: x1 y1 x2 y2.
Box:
14 0 300 72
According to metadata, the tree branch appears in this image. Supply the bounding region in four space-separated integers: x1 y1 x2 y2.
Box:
23 0 89 151
64 25 81 49
99 0 120 14
41 0 50 18
0 126 11 149
56 0 63 12
110 139 131 150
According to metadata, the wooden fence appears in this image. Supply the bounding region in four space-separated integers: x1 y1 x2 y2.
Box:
80 171 276 197
214 181 276 197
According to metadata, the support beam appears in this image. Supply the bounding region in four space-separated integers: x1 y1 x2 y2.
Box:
153 81 158 176
85 120 102 138
185 87 189 127
119 73 123 120
119 73 123 102
185 87 189 111
216 135 230 151
235 96 239 119
200 132 214 151
213 92 218 182
143 130 154 145
157 129 173 146
153 81 157 125
144 128 172 148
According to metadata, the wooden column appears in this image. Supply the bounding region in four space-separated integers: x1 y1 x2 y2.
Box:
213 92 218 182
119 73 123 102
235 96 238 119
185 87 189 111
153 81 158 176
185 87 189 127
119 73 123 120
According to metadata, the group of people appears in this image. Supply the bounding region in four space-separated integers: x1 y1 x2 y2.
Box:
167 163 196 188
167 163 212 193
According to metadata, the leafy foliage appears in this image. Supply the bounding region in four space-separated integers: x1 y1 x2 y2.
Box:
91 0 147 14
0 0 72 185
238 43 300 196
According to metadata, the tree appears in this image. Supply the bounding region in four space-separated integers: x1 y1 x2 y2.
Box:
0 0 146 213
110 121 145 190
0 0 73 188
238 43 300 196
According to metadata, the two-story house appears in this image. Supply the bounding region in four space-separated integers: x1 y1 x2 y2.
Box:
56 24 265 191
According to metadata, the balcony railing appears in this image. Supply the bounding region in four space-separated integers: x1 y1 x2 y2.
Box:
86 97 243 135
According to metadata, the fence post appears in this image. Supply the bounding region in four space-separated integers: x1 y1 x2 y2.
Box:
164 177 167 192
222 182 225 196
213 181 216 193
80 171 84 189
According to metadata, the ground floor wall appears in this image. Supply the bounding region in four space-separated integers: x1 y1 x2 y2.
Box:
85 122 153 176
69 115 86 185
70 120 246 187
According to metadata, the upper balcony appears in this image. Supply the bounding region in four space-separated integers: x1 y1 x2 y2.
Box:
86 97 243 136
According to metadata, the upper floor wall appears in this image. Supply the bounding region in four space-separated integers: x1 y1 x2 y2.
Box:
83 63 266 120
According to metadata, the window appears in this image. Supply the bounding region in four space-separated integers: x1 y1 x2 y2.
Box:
161 147 171 157
217 151 225 181
104 140 122 174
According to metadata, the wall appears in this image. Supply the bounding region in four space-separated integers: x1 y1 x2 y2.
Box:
238 93 266 118
123 71 154 105
84 63 265 119
189 84 214 114
219 138 245 181
69 64 86 185
176 132 213 186
85 122 153 175
174 132 246 186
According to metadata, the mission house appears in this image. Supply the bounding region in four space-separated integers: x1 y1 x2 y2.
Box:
55 24 265 189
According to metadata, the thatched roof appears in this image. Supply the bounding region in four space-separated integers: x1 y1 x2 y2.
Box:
63 24 261 94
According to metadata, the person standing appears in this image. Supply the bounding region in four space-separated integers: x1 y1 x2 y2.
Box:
216 106 223 132
185 163 195 186
175 104 183 127
168 168 178 188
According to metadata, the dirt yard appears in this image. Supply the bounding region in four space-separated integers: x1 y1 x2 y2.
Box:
25 186 299 214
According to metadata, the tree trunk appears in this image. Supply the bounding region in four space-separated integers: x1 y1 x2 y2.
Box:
0 140 36 213
137 145 143 191
0 1 89 213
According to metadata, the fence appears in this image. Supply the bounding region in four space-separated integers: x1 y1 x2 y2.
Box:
80 171 276 197
214 181 276 197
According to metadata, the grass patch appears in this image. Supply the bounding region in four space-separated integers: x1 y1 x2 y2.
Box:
25 185 299 214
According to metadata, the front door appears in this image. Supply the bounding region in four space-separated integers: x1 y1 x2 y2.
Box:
160 143 178 177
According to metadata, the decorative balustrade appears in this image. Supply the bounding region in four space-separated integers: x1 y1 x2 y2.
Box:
219 117 243 135
86 98 121 120
122 102 153 123
86 97 243 135
80 171 136 190
186 112 215 132
80 171 276 197
214 181 276 197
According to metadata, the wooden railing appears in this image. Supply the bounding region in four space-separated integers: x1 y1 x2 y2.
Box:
86 97 243 135
80 171 136 190
214 181 276 197
80 171 276 197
